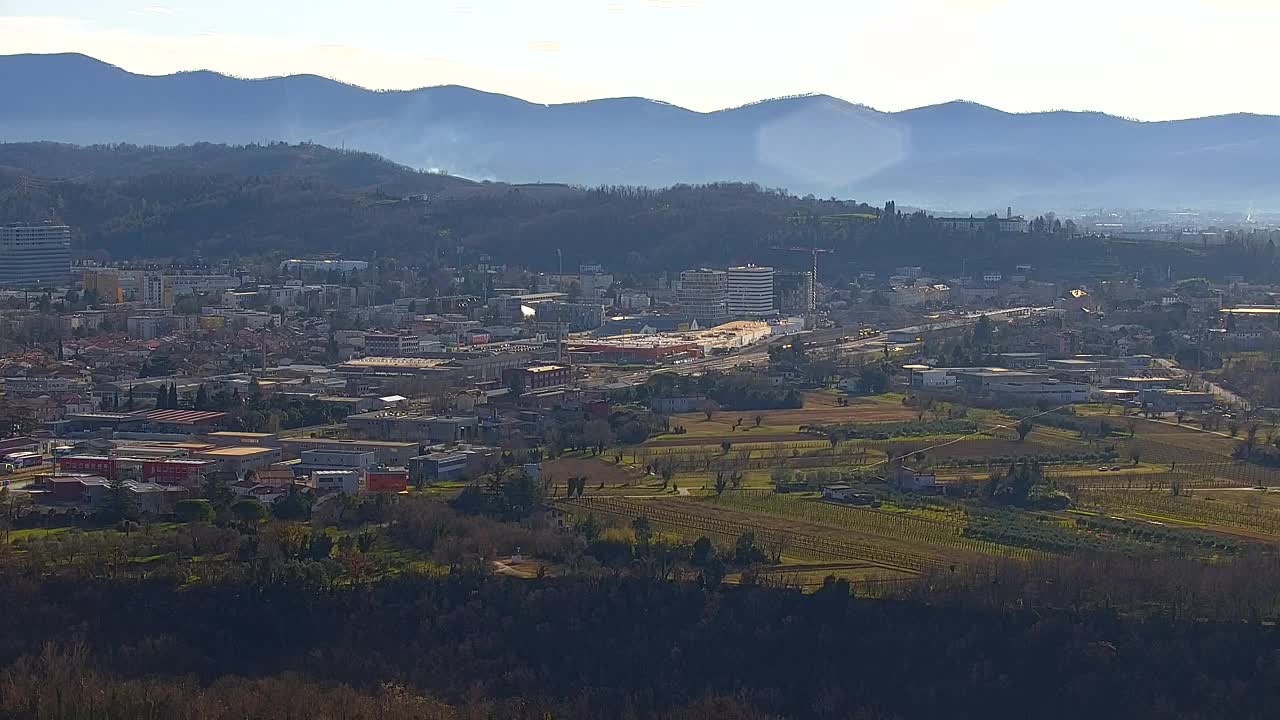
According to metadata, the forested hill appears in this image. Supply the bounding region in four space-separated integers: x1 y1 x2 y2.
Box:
2 141 1278 281
0 142 474 195
7 53 1280 209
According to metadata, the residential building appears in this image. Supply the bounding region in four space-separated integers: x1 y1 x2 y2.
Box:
82 269 122 303
0 222 71 287
727 265 775 317
126 315 165 340
678 269 729 326
142 274 176 309
2 376 90 397
364 332 420 356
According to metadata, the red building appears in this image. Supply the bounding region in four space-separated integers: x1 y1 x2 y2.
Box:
57 455 114 477
141 459 215 487
56 455 213 487
366 467 409 493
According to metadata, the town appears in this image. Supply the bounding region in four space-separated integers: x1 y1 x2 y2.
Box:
2 214 1278 589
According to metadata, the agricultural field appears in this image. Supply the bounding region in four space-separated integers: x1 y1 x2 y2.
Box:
654 391 921 444
565 398 1280 588
711 491 1033 563
544 455 647 486
1078 486 1280 541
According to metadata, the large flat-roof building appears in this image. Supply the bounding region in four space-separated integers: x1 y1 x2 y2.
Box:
275 437 420 464
0 222 71 287
346 411 479 444
503 364 571 391
727 265 775 318
192 446 283 478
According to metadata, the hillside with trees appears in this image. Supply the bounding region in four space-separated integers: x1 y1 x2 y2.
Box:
0 141 475 195
3 142 1280 281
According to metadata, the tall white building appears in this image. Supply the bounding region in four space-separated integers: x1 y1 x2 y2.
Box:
727 265 776 317
678 269 729 326
0 222 71 287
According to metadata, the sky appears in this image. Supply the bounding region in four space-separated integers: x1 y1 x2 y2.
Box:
1 0 1277 120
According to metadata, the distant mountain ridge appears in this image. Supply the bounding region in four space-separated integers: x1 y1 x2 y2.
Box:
4 53 1280 210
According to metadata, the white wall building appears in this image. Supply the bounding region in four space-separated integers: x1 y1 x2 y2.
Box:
364 332 420 356
0 222 71 287
279 259 369 276
172 275 241 296
310 469 361 495
727 265 775 317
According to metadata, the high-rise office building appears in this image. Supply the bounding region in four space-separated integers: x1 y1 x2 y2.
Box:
727 265 775 317
0 222 71 287
678 269 729 326
774 270 815 314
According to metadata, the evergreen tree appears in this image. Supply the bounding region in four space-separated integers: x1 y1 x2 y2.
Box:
195 384 209 410
105 474 138 523
168 383 179 409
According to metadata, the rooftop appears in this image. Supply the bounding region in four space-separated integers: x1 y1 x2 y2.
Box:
339 357 454 369
206 431 276 439
524 365 568 373
198 446 277 457
132 409 228 425
1221 306 1280 315
277 438 419 448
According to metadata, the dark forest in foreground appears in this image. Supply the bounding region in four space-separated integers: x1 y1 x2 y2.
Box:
2 554 1280 719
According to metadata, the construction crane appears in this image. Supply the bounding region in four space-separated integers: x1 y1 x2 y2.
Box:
771 211 878 323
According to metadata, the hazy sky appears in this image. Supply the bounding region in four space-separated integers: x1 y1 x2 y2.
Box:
2 0 1276 119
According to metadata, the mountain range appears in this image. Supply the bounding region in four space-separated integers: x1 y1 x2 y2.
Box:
4 52 1280 211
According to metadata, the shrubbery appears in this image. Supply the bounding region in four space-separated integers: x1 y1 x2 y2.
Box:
802 419 978 440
